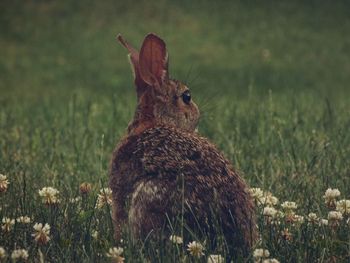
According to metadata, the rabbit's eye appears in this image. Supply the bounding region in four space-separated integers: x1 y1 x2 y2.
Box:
182 90 191 105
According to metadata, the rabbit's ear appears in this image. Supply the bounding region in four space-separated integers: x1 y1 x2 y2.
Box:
117 34 148 97
139 33 169 87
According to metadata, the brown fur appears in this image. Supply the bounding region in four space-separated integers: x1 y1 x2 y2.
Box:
110 33 256 256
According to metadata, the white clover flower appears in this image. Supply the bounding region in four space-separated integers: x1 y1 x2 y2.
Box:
319 219 328 226
281 201 297 211
0 174 9 193
249 188 264 200
11 249 29 261
207 254 224 263
324 188 341 200
106 247 124 262
258 192 279 207
336 199 350 215
307 213 318 223
32 223 51 245
169 235 183 244
293 215 304 224
187 241 205 258
266 195 279 206
328 211 343 221
271 209 285 225
69 196 82 204
253 248 270 259
323 188 341 208
263 259 280 263
91 230 98 240
263 207 277 218
1 217 15 232
96 188 112 209
16 216 31 224
38 187 60 205
0 247 6 260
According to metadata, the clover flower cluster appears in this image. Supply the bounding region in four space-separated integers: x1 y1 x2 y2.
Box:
0 170 348 263
38 187 60 205
106 247 124 262
0 174 9 193
96 188 113 209
250 186 350 229
32 223 51 245
253 248 280 263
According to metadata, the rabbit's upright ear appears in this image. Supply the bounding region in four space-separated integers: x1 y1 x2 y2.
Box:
139 33 169 87
117 34 148 98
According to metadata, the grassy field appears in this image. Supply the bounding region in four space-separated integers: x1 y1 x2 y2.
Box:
1 0 350 262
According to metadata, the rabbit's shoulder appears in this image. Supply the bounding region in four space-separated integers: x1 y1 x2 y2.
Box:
111 124 236 184
137 125 233 178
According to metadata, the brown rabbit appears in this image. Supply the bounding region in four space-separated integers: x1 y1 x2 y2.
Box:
109 33 256 256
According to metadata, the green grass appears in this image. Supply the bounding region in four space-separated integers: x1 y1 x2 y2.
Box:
1 0 350 262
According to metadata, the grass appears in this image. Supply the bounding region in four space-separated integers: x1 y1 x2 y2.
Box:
1 0 350 262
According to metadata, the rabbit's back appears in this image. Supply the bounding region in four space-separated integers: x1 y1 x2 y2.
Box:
110 125 255 251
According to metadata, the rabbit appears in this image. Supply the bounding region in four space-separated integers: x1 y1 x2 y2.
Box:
109 33 256 257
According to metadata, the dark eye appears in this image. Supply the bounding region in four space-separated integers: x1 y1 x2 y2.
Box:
182 90 191 105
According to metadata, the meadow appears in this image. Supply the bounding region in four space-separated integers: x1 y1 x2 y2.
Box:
1 0 350 262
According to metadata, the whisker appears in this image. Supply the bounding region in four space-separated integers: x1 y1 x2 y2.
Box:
184 64 194 84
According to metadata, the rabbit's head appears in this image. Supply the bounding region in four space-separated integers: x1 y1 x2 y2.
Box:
117 33 200 135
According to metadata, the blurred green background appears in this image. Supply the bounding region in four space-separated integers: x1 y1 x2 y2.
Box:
0 0 349 194
1 0 350 100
